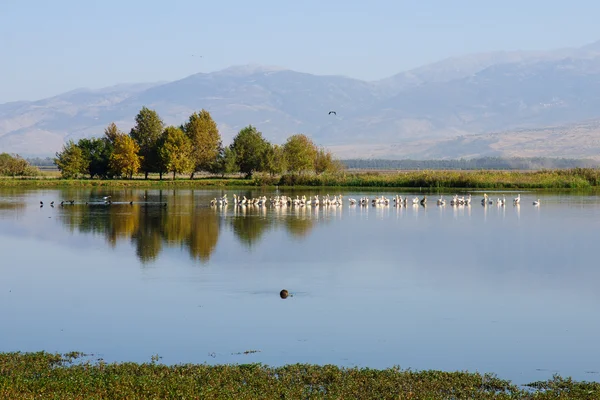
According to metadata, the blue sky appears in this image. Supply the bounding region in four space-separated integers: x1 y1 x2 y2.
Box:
1 0 599 103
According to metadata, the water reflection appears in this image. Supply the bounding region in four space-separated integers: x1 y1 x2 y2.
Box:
2 188 600 384
47 193 331 263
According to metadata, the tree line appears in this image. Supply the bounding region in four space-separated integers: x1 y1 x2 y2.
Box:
342 157 600 171
54 107 342 180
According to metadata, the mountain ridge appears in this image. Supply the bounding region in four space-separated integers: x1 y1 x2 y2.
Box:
3 39 600 158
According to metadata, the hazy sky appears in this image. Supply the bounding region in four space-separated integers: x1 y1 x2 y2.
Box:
1 0 599 103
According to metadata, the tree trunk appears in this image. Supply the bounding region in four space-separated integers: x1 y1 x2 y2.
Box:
173 171 176 180
190 171 195 180
145 171 148 180
159 172 163 180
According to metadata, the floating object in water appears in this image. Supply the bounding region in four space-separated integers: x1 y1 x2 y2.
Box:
280 289 289 299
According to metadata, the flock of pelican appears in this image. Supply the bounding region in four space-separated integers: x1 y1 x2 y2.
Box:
210 193 540 208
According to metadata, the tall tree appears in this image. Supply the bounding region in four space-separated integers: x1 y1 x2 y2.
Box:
77 138 111 178
314 147 342 174
183 109 221 179
54 140 88 178
110 134 142 179
230 125 270 178
129 107 164 179
104 122 121 145
158 126 194 180
283 134 317 174
209 146 238 178
263 144 287 176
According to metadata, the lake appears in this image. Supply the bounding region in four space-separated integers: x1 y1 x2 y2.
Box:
1 187 599 385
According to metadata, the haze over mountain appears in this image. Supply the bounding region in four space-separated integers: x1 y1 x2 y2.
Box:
3 40 600 159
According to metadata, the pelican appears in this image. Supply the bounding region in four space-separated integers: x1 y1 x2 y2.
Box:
513 194 521 205
533 199 540 206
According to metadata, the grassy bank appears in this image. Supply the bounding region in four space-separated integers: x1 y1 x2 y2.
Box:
2 168 600 189
0 352 597 399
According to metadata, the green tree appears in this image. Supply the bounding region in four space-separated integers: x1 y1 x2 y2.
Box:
314 146 342 174
209 146 239 177
77 137 112 178
110 134 142 179
283 134 317 174
222 147 239 176
54 140 89 178
230 125 270 178
183 109 221 179
129 107 164 179
263 144 286 176
0 153 39 177
158 126 194 180
104 122 121 145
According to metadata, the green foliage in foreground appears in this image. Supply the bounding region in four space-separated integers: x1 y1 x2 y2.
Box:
0 352 598 399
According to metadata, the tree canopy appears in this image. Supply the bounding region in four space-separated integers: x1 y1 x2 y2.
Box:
159 126 194 180
52 108 342 179
283 134 318 174
129 107 164 179
183 109 221 178
110 134 142 179
55 140 88 178
229 125 270 178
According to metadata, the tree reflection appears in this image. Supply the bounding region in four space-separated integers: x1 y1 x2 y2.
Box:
229 206 273 247
57 195 221 265
54 193 334 263
132 206 164 263
187 210 220 262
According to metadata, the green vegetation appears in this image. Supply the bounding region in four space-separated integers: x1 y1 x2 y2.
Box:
0 352 597 399
277 168 600 189
3 168 600 189
0 153 40 177
53 107 338 181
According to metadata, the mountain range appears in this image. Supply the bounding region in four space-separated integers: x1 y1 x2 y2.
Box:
3 40 600 159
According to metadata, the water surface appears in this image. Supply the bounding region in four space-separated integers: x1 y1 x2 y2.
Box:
1 187 599 385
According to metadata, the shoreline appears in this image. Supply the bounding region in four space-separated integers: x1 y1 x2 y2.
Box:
0 351 597 399
2 168 600 190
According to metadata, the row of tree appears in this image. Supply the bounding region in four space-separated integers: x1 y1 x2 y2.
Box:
54 107 342 179
0 153 40 176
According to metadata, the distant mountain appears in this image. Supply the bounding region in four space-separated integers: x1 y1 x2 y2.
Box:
3 40 600 158
329 119 600 160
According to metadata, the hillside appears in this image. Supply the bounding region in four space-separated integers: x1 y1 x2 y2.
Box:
2 41 600 158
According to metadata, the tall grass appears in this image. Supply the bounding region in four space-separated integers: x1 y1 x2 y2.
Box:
279 168 600 189
2 168 600 189
1 352 598 399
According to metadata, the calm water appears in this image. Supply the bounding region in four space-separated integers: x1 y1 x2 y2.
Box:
1 187 599 385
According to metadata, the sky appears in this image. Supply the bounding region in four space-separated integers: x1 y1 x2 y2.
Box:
1 0 599 103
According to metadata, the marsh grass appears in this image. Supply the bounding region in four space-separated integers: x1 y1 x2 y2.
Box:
1 352 598 399
2 168 600 189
